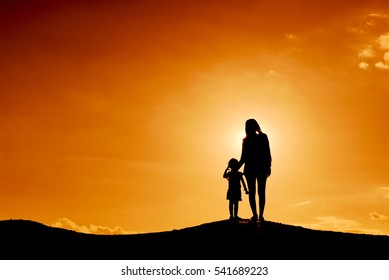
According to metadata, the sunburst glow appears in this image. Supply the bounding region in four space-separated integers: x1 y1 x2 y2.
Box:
1 0 389 236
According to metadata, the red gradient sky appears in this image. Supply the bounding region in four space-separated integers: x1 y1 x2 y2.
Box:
1 0 389 235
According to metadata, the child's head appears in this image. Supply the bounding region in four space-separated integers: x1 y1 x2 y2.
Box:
228 158 239 170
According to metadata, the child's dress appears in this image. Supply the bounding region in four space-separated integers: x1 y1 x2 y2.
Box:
225 170 244 201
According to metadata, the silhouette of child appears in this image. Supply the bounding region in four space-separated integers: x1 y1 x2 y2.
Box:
223 158 248 221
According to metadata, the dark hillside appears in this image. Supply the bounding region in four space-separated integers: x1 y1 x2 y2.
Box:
0 219 388 260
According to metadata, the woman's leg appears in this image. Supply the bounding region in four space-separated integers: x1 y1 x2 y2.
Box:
246 175 257 219
257 175 267 220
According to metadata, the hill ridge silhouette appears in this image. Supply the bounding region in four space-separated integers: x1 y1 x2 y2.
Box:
1 219 388 260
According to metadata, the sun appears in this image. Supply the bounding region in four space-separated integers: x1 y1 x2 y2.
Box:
222 120 246 159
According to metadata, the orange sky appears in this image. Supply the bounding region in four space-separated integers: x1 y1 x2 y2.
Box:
1 0 389 235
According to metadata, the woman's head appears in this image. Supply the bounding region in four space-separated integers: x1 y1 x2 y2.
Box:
245 118 261 136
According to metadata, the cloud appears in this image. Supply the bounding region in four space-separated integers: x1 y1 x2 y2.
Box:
299 216 362 233
285 33 298 41
348 13 388 34
365 14 387 28
383 187 389 199
353 14 389 70
295 200 311 206
299 215 389 235
315 216 359 229
369 186 389 199
364 13 389 30
52 217 132 235
369 212 388 221
377 32 389 50
358 62 369 69
375 61 389 69
358 45 375 58
358 37 389 69
372 33 389 69
369 13 389 19
385 52 389 62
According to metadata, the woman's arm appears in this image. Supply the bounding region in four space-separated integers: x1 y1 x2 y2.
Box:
240 175 248 194
237 140 246 170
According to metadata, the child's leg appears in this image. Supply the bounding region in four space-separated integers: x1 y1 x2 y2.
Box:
233 201 239 217
229 201 234 218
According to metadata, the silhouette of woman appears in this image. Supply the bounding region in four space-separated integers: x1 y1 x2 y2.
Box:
238 119 272 222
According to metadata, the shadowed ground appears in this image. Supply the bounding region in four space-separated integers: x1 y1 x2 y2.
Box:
0 219 388 260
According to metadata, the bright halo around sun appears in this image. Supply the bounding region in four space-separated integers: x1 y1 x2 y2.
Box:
235 130 245 153
224 120 246 158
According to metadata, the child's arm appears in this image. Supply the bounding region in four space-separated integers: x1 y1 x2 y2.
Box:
223 166 230 178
